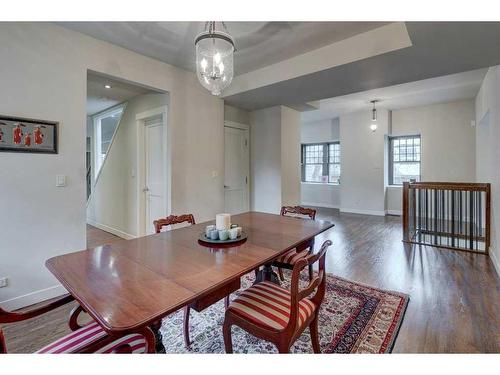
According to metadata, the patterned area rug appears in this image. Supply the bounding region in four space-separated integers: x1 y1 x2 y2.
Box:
160 272 409 353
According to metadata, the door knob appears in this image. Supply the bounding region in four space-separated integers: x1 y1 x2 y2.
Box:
143 187 150 192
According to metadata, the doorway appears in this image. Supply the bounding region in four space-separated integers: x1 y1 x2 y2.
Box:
224 121 250 214
85 71 168 243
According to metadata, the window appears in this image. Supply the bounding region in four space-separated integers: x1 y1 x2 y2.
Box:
93 105 124 180
389 135 421 185
301 142 341 184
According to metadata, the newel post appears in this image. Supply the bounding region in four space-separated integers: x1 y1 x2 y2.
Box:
402 181 410 242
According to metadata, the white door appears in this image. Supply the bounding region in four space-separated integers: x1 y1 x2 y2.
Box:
224 124 250 214
145 116 166 234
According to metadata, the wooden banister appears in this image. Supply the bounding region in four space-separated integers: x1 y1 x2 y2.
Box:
402 181 491 255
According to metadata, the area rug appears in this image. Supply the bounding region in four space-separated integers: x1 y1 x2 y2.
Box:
160 272 409 353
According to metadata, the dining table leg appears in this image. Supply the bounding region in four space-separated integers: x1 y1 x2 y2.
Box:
254 263 280 285
150 320 166 353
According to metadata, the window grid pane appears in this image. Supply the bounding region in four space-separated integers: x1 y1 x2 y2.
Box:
302 142 341 184
390 136 421 185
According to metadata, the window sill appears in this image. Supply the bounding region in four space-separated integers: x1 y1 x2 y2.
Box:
301 182 340 186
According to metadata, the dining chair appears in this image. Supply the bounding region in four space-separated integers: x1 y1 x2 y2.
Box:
273 206 317 281
154 213 196 233
223 239 332 353
0 295 155 353
153 213 231 347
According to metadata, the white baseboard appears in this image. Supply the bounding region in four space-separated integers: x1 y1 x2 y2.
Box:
301 202 339 209
387 210 402 216
87 219 136 240
340 208 387 216
0 284 67 311
490 249 500 278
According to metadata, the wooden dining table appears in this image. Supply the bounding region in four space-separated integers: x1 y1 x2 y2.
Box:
46 211 334 352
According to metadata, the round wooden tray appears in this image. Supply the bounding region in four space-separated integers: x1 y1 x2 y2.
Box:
198 231 248 245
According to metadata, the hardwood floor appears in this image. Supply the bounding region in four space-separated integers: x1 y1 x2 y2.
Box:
86 224 122 248
2 213 499 353
312 207 500 353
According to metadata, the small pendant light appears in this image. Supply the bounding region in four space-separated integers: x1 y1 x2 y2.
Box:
370 100 379 132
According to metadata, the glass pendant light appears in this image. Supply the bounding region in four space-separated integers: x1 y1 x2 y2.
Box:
195 22 235 96
370 100 379 132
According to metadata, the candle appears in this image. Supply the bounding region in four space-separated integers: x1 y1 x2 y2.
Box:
216 213 231 230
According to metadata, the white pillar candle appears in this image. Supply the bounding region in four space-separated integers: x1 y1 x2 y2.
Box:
216 213 231 230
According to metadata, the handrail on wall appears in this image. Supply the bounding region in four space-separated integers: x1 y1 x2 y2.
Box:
402 181 491 254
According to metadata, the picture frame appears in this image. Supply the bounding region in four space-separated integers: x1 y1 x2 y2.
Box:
0 115 58 154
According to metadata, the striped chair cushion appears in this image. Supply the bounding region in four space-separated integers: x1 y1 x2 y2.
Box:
94 334 147 354
36 321 147 354
275 248 309 265
228 281 316 330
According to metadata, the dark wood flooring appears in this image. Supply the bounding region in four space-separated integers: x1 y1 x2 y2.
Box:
2 213 499 353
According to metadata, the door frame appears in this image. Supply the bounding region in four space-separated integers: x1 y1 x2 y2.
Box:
136 106 170 236
224 120 250 213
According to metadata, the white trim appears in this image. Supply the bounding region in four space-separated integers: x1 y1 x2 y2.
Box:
224 120 249 130
340 208 387 216
87 219 136 240
489 249 500 278
136 106 170 236
0 284 67 311
301 202 339 209
387 210 402 216
301 182 340 186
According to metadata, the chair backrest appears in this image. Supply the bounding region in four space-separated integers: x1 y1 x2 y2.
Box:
280 205 316 220
154 214 196 233
287 239 332 332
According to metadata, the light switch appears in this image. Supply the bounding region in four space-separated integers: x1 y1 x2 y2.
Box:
56 175 67 187
211 170 218 178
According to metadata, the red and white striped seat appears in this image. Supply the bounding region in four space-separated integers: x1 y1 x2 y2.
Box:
275 248 309 265
228 281 316 330
36 321 147 354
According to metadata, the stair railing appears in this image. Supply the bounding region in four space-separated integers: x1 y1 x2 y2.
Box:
402 181 490 254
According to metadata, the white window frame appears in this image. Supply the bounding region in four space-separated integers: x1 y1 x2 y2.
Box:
93 105 125 183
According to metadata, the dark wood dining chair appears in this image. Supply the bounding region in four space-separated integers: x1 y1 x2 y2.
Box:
154 213 196 233
223 239 332 353
273 206 317 281
153 213 231 347
0 295 155 353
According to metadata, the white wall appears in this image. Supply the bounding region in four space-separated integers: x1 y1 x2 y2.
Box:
281 106 301 206
86 93 168 238
387 100 476 213
301 118 340 143
250 107 282 213
475 66 500 276
340 109 389 215
300 118 340 208
249 106 301 213
224 104 250 125
0 23 224 310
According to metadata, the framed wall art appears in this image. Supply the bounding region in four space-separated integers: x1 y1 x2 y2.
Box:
0 115 58 154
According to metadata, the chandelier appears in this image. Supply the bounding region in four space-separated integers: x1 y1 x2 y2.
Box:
195 22 235 96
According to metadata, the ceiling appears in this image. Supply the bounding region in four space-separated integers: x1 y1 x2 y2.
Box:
223 22 500 110
301 68 487 123
71 22 500 112
87 71 156 115
59 22 387 75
